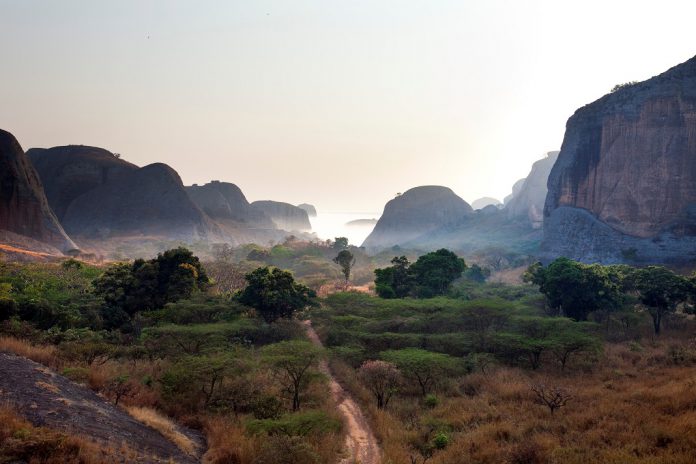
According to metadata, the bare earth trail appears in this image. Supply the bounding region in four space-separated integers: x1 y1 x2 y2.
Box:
303 320 381 464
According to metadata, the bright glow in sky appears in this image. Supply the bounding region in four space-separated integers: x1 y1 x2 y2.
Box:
1 1 695 212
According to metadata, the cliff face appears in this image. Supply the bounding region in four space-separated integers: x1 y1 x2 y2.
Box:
471 197 502 210
542 55 696 264
60 163 217 240
250 201 312 232
506 151 559 228
362 186 473 249
28 146 137 221
186 181 275 229
0 129 76 252
297 203 317 217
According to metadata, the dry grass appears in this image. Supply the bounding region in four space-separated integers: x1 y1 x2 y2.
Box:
331 338 696 464
0 336 59 367
126 406 198 456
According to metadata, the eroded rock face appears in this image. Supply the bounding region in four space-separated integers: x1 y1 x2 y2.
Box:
543 55 696 264
61 163 217 240
250 201 312 232
0 129 76 252
186 181 274 228
506 151 559 229
362 186 473 249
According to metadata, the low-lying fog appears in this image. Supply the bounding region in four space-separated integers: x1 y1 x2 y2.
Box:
309 211 380 247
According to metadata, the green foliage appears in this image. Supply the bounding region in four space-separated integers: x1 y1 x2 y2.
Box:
381 348 458 396
93 247 209 330
246 411 341 437
463 264 491 283
332 237 349 250
262 340 323 411
238 267 316 323
332 250 355 283
374 250 466 299
629 266 692 335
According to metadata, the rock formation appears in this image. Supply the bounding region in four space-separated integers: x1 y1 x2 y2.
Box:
542 55 696 264
346 218 378 227
0 129 76 252
362 186 473 249
250 201 312 232
471 197 502 210
29 145 216 240
297 203 317 217
186 181 274 228
503 178 525 205
506 151 559 228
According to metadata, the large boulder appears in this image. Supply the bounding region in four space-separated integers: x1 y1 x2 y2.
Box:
362 186 473 249
505 151 559 228
186 181 274 228
542 55 696 264
0 129 76 252
250 201 312 232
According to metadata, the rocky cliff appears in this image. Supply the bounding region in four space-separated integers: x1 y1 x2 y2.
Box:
0 129 76 252
471 197 502 210
506 151 559 228
250 201 312 232
542 55 696 264
362 186 473 249
186 181 274 228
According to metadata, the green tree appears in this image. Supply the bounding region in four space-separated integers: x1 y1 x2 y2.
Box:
374 256 412 298
381 348 457 396
332 237 349 250
333 250 356 283
238 267 316 323
358 360 401 409
629 266 691 335
409 249 466 297
262 340 323 411
463 264 490 283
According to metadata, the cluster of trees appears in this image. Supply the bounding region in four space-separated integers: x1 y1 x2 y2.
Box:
374 249 466 298
525 258 696 334
93 247 209 330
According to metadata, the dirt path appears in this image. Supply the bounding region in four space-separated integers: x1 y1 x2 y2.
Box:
304 320 380 464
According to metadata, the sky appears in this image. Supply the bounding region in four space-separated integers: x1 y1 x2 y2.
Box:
1 1 695 213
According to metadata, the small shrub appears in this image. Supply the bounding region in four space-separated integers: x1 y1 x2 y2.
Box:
424 394 439 409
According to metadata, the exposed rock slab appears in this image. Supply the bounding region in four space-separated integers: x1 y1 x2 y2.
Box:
506 151 559 228
250 200 312 232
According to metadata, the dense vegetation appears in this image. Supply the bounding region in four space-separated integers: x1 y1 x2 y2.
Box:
1 243 695 463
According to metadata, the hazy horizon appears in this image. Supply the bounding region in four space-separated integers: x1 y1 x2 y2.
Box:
2 1 696 212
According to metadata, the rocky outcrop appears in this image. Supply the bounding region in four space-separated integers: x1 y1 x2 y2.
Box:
362 186 473 249
27 146 137 221
471 197 502 210
542 55 696 264
61 163 217 240
250 201 312 232
0 129 76 252
503 178 525 205
186 181 274 228
506 151 559 228
297 203 317 217
346 218 378 227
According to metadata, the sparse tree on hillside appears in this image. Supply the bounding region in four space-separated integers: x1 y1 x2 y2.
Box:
262 340 323 411
358 360 401 409
381 348 457 396
629 266 692 335
333 250 356 284
332 237 349 250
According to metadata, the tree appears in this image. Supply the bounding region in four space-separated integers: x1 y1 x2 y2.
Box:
262 340 323 411
358 360 401 409
531 383 571 415
333 250 356 283
381 348 457 396
409 249 466 298
238 267 316 323
524 258 624 321
629 266 691 335
463 264 490 283
332 237 349 250
374 256 412 298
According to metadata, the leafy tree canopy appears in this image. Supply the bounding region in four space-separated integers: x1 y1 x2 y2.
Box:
238 267 316 323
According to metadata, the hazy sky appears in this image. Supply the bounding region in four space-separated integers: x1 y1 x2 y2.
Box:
2 1 695 212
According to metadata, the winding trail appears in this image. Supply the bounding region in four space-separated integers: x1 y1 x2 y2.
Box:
304 320 380 464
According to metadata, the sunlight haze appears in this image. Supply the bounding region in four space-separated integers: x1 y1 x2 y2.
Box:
1 0 695 212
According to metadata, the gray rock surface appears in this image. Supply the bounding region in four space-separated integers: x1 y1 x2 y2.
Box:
471 197 502 210
543 54 696 264
251 200 312 232
187 181 274 228
297 203 317 217
0 129 76 252
362 186 473 249
505 151 559 228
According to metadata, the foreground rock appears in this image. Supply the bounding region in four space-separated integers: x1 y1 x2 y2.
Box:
542 55 696 264
0 129 76 253
0 352 203 463
362 186 473 249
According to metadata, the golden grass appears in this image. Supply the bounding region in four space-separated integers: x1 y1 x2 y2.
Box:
126 406 198 456
0 336 58 367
